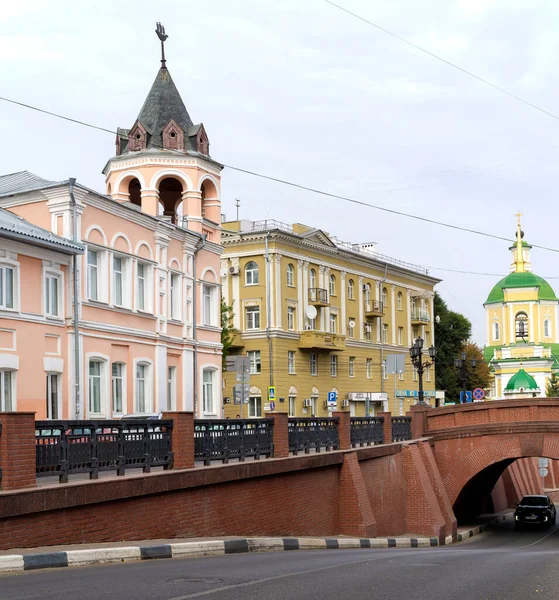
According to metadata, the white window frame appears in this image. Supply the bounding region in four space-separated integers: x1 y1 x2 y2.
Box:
0 369 15 411
544 319 551 338
87 356 109 417
329 313 337 334
398 326 404 345
288 351 296 374
167 365 177 410
169 271 182 321
246 305 260 330
382 287 388 307
349 356 355 378
309 269 316 288
330 354 338 377
310 353 318 376
286 264 295 287
202 283 218 326
382 323 389 343
310 396 318 416
493 321 500 341
44 268 62 318
248 350 261 374
134 359 153 413
287 306 295 331
366 358 372 379
136 261 152 312
111 362 126 415
46 372 61 419
87 248 99 301
383 359 388 380
248 395 262 417
329 274 336 296
202 367 218 415
426 365 431 382
348 319 355 338
112 255 124 307
0 263 16 311
397 292 403 310
245 261 259 286
348 279 355 300
288 395 296 416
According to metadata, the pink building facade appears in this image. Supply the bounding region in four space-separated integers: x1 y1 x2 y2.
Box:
0 57 223 419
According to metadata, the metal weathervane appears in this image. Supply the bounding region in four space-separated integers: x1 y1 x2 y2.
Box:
155 22 169 68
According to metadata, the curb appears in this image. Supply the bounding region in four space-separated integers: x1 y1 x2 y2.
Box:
0 536 441 574
455 513 511 543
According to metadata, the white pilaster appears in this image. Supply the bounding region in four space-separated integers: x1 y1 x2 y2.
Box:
231 257 241 329
155 344 167 412
297 260 304 330
183 348 194 412
407 290 412 346
358 276 364 340
275 254 282 329
391 285 396 345
341 271 347 335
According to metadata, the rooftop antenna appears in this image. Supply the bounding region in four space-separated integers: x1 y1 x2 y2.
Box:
155 22 169 68
236 198 241 221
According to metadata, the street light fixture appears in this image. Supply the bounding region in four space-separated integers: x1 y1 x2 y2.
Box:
409 337 437 405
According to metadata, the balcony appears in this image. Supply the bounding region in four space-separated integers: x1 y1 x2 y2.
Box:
364 301 384 318
411 309 430 324
308 288 329 307
229 331 245 349
299 330 346 351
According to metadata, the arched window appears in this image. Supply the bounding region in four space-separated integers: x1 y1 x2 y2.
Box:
286 263 294 287
364 283 371 304
544 319 551 338
382 287 388 306
515 312 529 340
245 261 259 285
309 269 316 289
329 274 336 296
493 321 500 341
348 279 355 300
397 291 403 310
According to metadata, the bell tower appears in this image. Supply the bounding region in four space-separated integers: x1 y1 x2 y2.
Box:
102 23 222 240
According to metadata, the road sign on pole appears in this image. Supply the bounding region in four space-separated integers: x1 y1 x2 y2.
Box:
473 388 485 401
268 386 275 401
539 458 549 469
327 391 337 410
540 467 549 478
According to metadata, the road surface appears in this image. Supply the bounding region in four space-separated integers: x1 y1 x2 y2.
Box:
1 521 558 599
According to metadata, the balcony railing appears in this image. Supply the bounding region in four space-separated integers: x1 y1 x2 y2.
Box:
35 420 173 483
194 419 274 465
288 417 340 454
391 416 412 441
410 309 430 324
350 417 384 447
364 301 384 317
308 288 329 306
299 330 346 351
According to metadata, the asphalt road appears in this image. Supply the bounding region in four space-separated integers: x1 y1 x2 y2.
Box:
2 521 559 600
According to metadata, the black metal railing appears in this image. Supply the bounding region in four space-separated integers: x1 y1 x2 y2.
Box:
288 417 339 455
35 420 173 483
350 417 384 447
308 288 329 304
194 419 274 465
391 416 412 442
364 300 384 314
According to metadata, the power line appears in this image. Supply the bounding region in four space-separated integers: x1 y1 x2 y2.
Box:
324 0 559 123
3 93 559 259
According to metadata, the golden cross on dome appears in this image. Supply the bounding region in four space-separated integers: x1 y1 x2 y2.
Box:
515 211 525 273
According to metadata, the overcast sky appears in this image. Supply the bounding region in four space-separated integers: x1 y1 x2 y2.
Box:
2 0 559 345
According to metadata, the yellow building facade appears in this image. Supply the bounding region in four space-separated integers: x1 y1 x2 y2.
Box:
221 220 440 417
484 216 559 399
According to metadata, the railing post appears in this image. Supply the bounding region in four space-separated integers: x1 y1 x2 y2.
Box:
0 412 37 491
408 404 429 439
333 411 351 450
267 412 289 458
378 412 392 444
162 412 195 469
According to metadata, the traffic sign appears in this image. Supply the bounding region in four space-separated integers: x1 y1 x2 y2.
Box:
473 388 485 401
269 400 275 411
539 458 549 469
268 386 276 401
235 383 250 394
540 467 549 478
327 391 337 408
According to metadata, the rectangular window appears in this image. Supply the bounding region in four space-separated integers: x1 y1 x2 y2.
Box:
202 284 213 325
349 356 355 377
329 313 337 334
113 256 123 306
364 323 372 341
287 307 295 331
167 366 176 410
425 332 431 347
202 369 215 413
307 316 316 330
310 396 318 416
348 319 355 338
136 363 147 412
46 374 59 419
366 358 372 379
44 274 59 317
426 365 431 382
413 366 418 382
112 363 124 413
330 354 338 377
398 326 404 345
0 370 13 411
249 396 262 417
89 361 102 414
137 263 146 310
382 323 389 343
288 395 296 416
170 273 180 320
87 249 98 301
382 359 387 380
0 266 15 309
399 370 404 381
246 306 260 330
412 327 419 340
248 350 261 374
310 353 318 376
288 351 296 374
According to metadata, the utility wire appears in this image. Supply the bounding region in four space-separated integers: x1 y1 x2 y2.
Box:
3 94 559 258
324 0 559 123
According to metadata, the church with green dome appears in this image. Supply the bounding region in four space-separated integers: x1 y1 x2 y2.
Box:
484 215 559 399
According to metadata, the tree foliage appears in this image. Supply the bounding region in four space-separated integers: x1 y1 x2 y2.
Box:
546 373 559 397
460 341 492 393
221 297 236 368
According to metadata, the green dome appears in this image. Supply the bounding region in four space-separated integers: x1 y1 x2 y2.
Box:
505 368 539 392
485 271 558 305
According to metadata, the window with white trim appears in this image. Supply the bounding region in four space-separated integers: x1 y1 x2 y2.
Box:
398 327 404 345
493 321 500 341
44 273 60 317
112 363 124 414
329 313 337 334
349 356 355 377
544 319 551 338
288 351 296 374
113 256 124 306
202 284 217 326
287 306 295 331
383 359 388 380
135 362 151 413
87 249 99 301
310 396 318 416
248 350 261 374
397 291 403 310
170 272 181 320
202 369 216 413
382 323 389 343
288 395 296 416
286 263 295 287
245 261 259 285
246 306 260 330
167 366 177 410
366 358 372 379
0 370 14 411
88 360 103 414
309 269 316 288
137 262 148 311
310 353 318 376
0 265 15 309
382 287 388 307
348 279 355 300
249 396 262 417
348 319 355 338
426 365 431 382
46 373 60 419
329 274 336 296
330 354 338 377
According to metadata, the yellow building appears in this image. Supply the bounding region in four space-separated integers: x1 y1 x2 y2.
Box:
221 220 440 417
484 215 559 399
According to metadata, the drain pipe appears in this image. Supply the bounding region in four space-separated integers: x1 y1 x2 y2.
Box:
265 232 273 388
69 178 81 419
192 234 207 417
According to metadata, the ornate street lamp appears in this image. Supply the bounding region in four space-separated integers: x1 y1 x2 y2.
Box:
409 337 437 405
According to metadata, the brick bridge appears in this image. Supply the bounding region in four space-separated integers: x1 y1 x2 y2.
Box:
0 400 557 550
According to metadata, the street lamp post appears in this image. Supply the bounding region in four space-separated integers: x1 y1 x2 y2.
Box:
455 352 477 402
409 337 437 405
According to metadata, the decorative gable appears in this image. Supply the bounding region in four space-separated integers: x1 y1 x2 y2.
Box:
196 124 209 156
300 229 337 247
162 119 184 151
128 121 148 152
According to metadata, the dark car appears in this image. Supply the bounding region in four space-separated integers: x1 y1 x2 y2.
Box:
514 495 556 529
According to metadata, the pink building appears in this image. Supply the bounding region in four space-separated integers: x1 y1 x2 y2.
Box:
0 54 223 419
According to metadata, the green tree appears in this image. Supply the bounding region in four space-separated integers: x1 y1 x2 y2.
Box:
546 373 559 397
460 341 492 392
221 297 236 368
